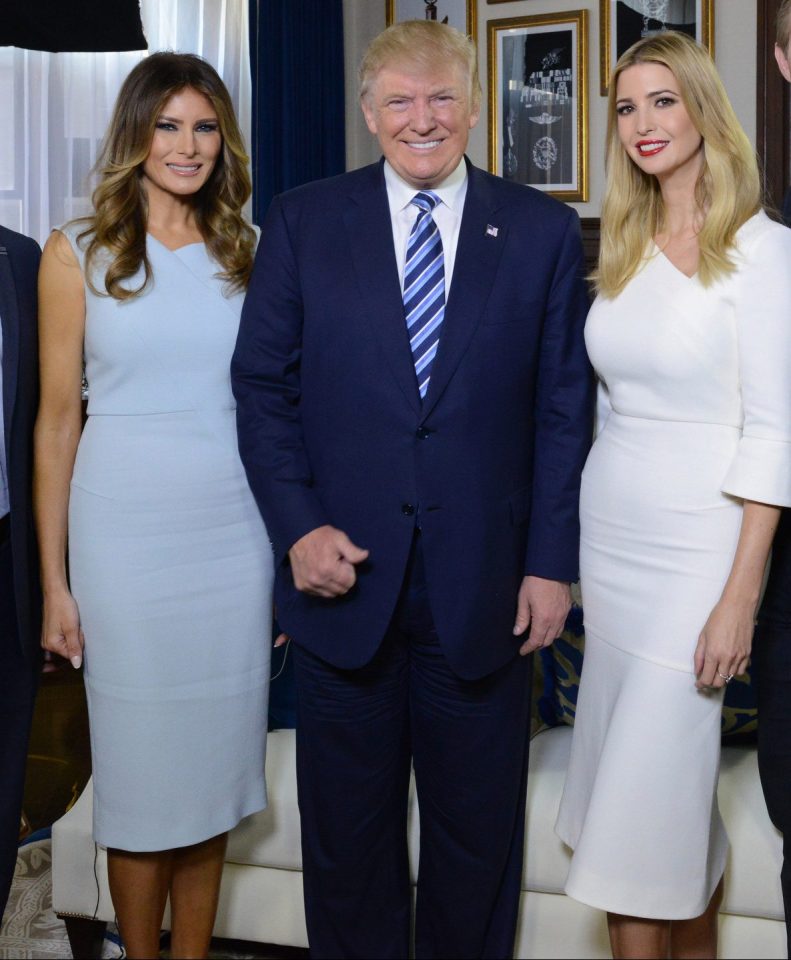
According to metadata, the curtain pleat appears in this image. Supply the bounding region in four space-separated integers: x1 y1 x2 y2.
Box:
248 0 346 225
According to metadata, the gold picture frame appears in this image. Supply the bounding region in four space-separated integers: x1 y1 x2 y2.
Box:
488 10 588 202
600 0 714 95
385 0 478 41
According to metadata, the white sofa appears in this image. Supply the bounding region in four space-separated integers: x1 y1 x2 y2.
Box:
52 725 787 959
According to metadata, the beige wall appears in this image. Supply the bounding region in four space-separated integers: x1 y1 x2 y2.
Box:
343 0 757 217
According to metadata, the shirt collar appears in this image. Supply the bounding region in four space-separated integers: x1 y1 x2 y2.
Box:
383 157 468 219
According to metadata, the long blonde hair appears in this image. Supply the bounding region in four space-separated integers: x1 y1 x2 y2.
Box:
78 52 255 300
596 31 760 298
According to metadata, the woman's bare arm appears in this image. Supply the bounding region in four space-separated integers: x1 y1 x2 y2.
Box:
34 229 86 667
694 500 781 689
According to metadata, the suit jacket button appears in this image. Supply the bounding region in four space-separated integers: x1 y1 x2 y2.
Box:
416 427 431 440
401 503 415 516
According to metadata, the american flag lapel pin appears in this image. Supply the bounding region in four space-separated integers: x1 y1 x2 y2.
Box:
485 224 499 238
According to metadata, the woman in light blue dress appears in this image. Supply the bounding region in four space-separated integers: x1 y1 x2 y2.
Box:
35 54 272 959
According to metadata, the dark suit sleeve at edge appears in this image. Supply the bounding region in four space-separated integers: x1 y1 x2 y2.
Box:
524 208 593 582
231 196 329 565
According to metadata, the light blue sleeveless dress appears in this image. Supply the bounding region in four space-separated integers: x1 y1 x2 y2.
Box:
62 224 273 851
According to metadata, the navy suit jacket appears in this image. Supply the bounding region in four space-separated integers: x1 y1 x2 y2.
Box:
0 225 41 658
232 160 593 680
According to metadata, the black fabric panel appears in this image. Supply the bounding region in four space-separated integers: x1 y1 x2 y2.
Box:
0 0 147 53
757 187 791 629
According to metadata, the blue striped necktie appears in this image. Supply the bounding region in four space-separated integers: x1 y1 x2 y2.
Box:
403 191 445 400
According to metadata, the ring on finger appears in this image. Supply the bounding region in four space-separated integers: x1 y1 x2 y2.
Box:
717 671 734 683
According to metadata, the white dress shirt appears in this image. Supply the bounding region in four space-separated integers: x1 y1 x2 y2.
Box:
383 157 468 297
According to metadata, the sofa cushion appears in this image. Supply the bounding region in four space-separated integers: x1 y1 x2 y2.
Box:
718 744 783 920
225 729 303 870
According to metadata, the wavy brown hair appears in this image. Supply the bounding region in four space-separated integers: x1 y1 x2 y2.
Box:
78 52 255 300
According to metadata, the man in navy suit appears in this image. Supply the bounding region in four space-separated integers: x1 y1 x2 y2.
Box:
0 223 41 924
233 21 591 958
754 2 791 953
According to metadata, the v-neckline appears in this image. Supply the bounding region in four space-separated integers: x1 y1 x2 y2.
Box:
652 243 698 282
147 232 205 254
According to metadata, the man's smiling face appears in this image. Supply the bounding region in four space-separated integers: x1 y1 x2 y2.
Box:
361 60 480 189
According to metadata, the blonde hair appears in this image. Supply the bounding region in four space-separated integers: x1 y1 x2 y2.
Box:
359 20 480 109
778 0 791 50
596 31 761 298
78 52 255 300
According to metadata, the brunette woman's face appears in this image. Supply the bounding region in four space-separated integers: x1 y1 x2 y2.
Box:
141 87 222 202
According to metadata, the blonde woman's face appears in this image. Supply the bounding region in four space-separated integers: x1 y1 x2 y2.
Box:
614 62 702 187
142 87 222 203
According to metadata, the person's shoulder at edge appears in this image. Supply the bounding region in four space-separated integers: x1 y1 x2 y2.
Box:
736 207 791 249
0 221 42 258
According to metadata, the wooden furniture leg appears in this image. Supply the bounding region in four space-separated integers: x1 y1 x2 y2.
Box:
61 915 107 959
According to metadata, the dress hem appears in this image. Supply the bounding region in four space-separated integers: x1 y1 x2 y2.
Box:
92 791 268 853
561 861 726 922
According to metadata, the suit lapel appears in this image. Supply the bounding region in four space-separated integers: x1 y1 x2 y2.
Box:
422 164 508 418
343 162 422 417
0 242 20 462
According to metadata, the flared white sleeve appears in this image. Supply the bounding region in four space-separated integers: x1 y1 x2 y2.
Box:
722 223 791 507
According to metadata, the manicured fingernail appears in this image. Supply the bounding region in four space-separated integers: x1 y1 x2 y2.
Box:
71 655 82 669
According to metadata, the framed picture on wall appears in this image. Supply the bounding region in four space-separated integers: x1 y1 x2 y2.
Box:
487 10 588 202
600 0 714 94
385 0 478 41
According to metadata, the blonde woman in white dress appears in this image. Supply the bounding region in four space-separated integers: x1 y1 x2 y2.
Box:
555 31 791 959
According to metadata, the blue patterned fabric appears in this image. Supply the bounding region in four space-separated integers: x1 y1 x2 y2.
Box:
538 605 757 739
537 605 584 727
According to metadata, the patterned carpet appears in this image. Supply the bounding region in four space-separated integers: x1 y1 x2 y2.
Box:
0 838 304 959
0 838 121 959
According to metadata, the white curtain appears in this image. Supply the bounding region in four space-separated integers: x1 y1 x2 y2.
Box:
0 0 251 246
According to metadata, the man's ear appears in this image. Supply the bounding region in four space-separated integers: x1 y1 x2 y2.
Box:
360 95 378 136
775 43 791 84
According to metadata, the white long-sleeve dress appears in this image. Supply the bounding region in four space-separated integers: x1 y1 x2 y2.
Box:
555 211 791 918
